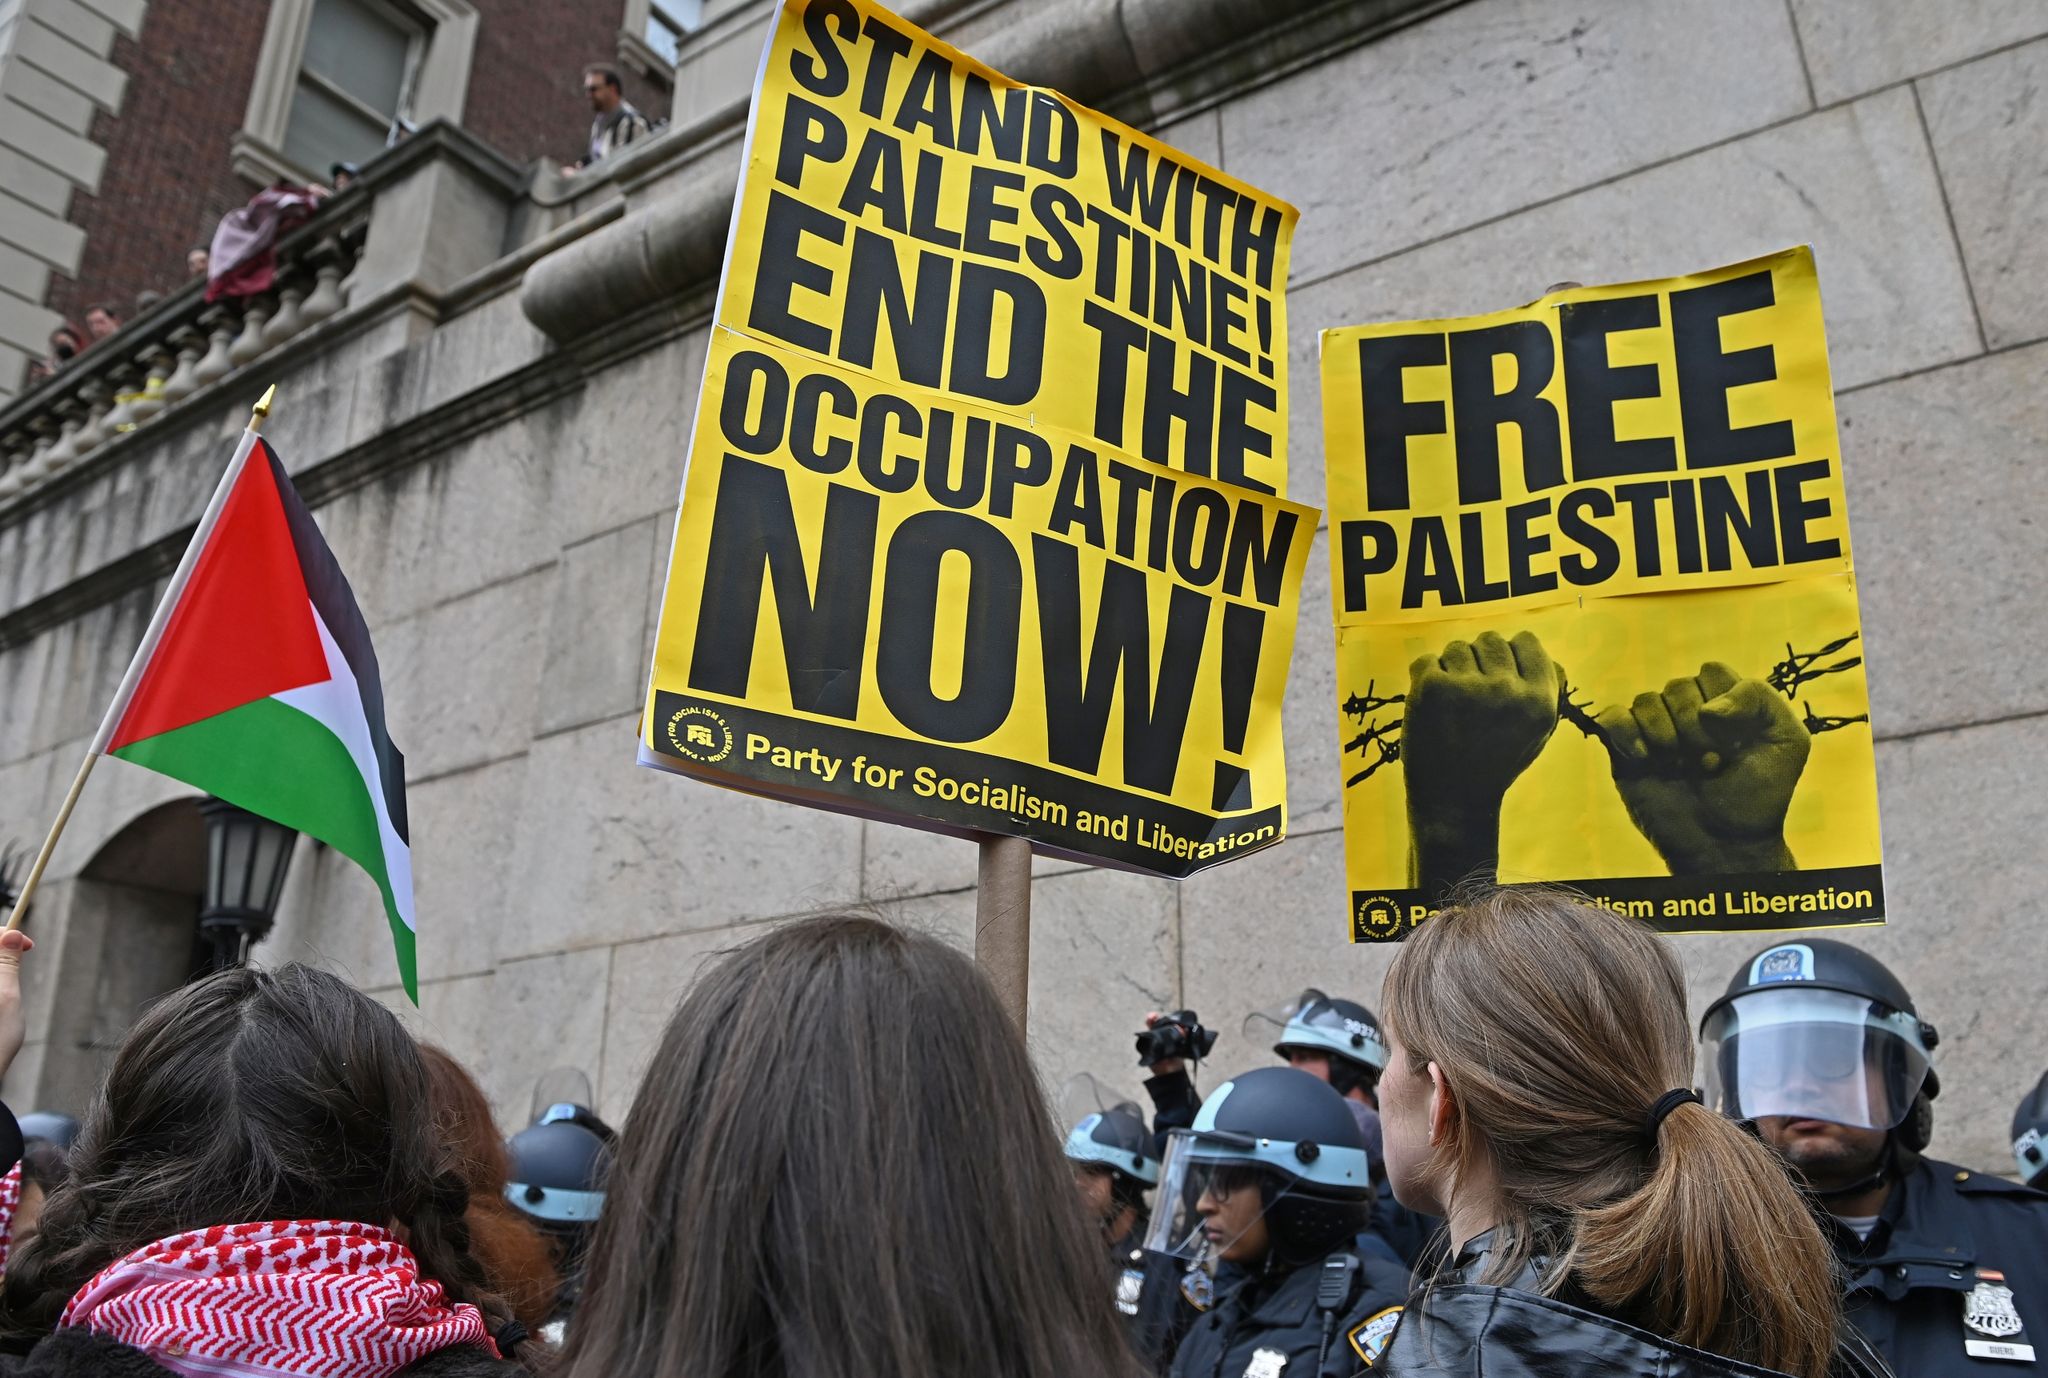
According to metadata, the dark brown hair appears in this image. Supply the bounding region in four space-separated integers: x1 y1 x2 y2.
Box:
17 1140 66 1195
562 914 1137 1378
0 965 546 1369
421 1045 561 1332
1383 888 1842 1378
582 64 622 90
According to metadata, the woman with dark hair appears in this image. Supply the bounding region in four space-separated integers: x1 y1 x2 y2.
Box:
0 964 544 1376
562 914 1140 1378
419 1047 559 1334
1371 888 1888 1378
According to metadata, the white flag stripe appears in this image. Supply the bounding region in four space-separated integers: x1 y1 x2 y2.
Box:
273 607 416 933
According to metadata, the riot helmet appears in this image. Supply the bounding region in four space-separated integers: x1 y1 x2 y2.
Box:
506 1073 615 1325
1064 1103 1161 1189
14 1110 79 1149
1245 989 1390 1099
505 1106 613 1234
1146 1066 1371 1271
2014 1069 2048 1190
1699 939 1938 1146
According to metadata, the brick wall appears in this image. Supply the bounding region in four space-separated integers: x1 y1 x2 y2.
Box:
46 0 268 329
461 1 672 173
48 0 673 328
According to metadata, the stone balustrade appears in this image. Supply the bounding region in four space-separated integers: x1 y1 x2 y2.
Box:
0 212 368 506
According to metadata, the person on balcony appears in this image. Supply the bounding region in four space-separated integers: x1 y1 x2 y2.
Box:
562 65 651 176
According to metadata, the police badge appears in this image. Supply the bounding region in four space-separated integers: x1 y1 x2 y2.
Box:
1962 1270 2036 1363
1242 1348 1288 1378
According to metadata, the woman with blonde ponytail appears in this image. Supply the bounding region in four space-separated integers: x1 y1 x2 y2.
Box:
1369 888 1891 1378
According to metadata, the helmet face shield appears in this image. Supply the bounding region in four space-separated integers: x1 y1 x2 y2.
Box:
1700 989 1931 1131
1243 988 1390 1072
1144 1131 1280 1262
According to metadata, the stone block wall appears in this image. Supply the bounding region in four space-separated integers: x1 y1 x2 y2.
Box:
0 0 2041 1178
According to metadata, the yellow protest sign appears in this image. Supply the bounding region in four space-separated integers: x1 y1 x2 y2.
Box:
1324 248 1882 936
640 0 1312 877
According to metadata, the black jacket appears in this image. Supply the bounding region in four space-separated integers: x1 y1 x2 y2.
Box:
1373 1233 1892 1378
0 1329 528 1377
1832 1155 2048 1376
1169 1250 1410 1378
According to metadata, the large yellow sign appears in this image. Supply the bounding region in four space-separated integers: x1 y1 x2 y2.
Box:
641 0 1311 876
1324 248 1883 936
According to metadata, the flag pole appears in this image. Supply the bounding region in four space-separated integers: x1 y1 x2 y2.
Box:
4 386 278 931
974 833 1032 1030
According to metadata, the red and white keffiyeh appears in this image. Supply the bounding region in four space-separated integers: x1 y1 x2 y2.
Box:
0 1161 21 1277
61 1220 498 1378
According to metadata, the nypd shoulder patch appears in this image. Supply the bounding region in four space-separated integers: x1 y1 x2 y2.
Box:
1350 1305 1404 1366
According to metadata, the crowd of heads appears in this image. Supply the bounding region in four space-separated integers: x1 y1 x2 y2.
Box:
0 892 2031 1377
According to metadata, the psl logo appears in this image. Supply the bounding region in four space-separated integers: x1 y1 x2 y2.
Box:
1355 894 1401 937
665 705 734 764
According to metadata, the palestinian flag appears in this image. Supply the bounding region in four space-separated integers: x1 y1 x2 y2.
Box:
104 438 417 997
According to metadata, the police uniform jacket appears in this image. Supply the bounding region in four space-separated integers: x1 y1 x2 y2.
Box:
1832 1155 2048 1375
1372 1232 1890 1378
1168 1250 1409 1378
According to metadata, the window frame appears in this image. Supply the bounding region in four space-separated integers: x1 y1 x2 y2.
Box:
234 0 477 188
618 0 702 85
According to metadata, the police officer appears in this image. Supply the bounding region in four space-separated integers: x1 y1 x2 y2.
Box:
1150 1066 1409 1378
1249 990 1435 1267
2015 1070 2048 1191
1065 1101 1169 1363
1065 1100 1161 1257
505 1099 615 1338
1702 938 2048 1374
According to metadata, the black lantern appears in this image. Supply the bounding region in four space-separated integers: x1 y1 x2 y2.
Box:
198 798 297 971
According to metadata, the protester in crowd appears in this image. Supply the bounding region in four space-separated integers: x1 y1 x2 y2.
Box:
1371 888 1886 1378
561 914 1138 1378
420 1047 559 1335
560 65 651 176
185 246 208 278
0 964 542 1375
2017 1070 2048 1191
81 305 120 345
1704 938 2048 1375
1149 1066 1409 1378
0 929 33 1088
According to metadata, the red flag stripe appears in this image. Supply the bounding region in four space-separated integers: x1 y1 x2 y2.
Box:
108 446 330 751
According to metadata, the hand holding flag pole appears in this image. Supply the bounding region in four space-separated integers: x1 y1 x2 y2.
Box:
4 387 278 933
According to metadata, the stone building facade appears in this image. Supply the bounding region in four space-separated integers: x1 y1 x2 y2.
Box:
0 0 2043 1175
